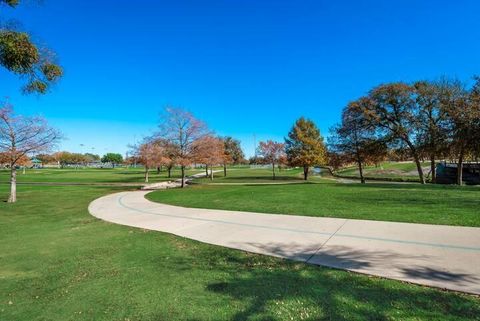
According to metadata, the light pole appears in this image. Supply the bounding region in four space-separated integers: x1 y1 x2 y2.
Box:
79 144 85 169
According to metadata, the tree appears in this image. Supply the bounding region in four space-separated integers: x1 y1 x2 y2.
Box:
101 153 123 168
414 80 450 183
355 83 427 184
83 152 100 162
159 138 177 178
35 153 55 165
285 117 327 180
326 151 345 172
222 136 244 176
329 99 385 184
53 151 88 167
258 140 285 180
156 107 209 187
0 104 61 202
134 141 168 183
193 136 225 180
1 0 63 93
470 78 480 164
441 77 480 185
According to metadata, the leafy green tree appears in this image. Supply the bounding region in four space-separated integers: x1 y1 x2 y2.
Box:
1 1 20 7
470 77 480 164
222 136 245 176
1 0 63 93
285 117 327 180
441 77 480 184
354 83 428 184
414 80 451 183
329 98 386 184
101 153 123 168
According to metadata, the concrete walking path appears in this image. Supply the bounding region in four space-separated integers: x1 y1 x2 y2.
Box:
88 190 480 295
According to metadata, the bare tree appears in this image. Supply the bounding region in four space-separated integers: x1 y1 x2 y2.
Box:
156 107 209 187
0 104 61 202
258 140 285 180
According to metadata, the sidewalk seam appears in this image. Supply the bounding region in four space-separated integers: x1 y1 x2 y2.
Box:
305 219 349 263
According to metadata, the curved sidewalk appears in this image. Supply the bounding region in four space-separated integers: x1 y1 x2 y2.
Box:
89 191 480 294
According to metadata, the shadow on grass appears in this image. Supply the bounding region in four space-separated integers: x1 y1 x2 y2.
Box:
153 238 480 320
202 254 479 321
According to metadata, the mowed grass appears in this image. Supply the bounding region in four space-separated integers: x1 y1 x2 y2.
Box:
194 166 308 183
337 161 430 180
1 185 479 321
0 167 204 184
147 182 480 226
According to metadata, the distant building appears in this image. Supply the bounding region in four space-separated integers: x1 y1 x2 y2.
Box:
436 162 480 185
31 157 43 168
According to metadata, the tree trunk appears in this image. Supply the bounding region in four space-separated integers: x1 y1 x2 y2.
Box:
210 166 214 181
168 166 172 178
8 166 17 203
223 163 227 177
457 150 464 186
303 166 308 180
181 166 185 188
404 141 425 184
430 154 436 184
205 165 208 176
413 155 425 184
156 166 161 174
145 167 149 183
272 163 275 180
357 159 365 184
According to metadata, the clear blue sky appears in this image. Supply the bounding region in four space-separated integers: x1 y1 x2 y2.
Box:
2 0 480 157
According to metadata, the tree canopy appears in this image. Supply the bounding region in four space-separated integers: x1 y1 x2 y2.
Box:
156 107 209 187
285 117 326 180
0 0 63 93
329 99 387 183
330 77 480 185
193 135 225 180
223 137 245 164
258 140 285 180
101 153 123 166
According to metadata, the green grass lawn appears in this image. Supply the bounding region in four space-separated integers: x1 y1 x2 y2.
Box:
147 181 480 227
1 185 479 320
0 167 208 184
337 161 430 181
195 166 309 183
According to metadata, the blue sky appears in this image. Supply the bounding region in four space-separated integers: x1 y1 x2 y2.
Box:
2 0 480 157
